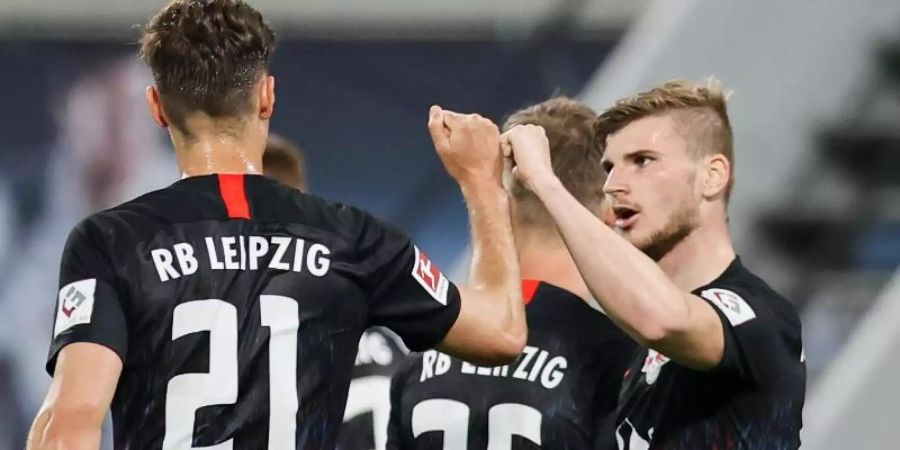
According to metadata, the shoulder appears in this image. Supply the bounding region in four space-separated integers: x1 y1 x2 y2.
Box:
96 181 401 245
528 284 632 346
699 260 802 342
703 262 797 320
250 181 406 248
82 186 186 232
60 189 179 253
64 210 124 251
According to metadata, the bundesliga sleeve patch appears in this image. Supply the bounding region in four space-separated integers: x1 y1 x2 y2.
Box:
412 246 449 305
53 278 97 337
700 288 756 326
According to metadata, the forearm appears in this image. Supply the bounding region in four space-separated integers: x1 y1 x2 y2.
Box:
533 176 691 344
29 344 120 450
460 179 524 334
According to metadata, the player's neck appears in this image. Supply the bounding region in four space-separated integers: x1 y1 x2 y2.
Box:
173 132 265 177
657 217 735 292
516 231 592 302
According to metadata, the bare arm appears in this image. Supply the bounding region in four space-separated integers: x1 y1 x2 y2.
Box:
439 181 525 365
28 343 122 450
429 107 526 365
505 125 722 369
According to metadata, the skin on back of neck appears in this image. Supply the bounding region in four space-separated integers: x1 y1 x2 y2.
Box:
149 74 275 178
171 113 267 177
516 226 593 302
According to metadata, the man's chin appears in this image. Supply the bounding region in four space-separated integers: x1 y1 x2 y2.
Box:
638 227 695 261
617 227 644 244
617 226 679 260
633 240 656 256
623 234 656 256
618 227 663 256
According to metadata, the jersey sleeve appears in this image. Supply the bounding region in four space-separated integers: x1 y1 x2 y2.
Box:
46 218 128 375
699 285 801 387
353 211 461 352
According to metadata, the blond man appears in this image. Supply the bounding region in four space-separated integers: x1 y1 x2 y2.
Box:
504 80 805 449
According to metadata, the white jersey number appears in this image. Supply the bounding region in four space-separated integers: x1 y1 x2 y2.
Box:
615 419 651 450
343 375 393 450
411 399 542 449
163 296 299 450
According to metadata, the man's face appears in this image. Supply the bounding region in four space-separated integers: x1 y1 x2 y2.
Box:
601 114 701 260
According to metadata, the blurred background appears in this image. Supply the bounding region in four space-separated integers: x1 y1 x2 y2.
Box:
0 0 898 448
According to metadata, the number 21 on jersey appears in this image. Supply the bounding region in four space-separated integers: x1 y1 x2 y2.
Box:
163 296 299 450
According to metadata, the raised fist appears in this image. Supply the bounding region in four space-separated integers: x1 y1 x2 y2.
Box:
428 105 502 184
501 124 554 193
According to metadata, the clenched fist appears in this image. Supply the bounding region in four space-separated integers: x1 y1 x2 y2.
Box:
501 124 555 193
428 105 503 184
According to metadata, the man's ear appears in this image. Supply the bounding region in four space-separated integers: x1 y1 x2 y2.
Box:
145 85 169 128
259 75 275 120
702 153 730 200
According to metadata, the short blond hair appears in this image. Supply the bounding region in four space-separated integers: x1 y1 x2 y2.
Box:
504 97 604 227
594 79 735 203
263 134 308 191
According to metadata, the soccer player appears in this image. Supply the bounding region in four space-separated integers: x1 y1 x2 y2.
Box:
386 97 637 449
26 1 526 449
261 133 407 450
503 80 805 448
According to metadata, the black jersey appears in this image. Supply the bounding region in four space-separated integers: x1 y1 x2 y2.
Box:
388 280 637 449
46 174 462 450
338 327 408 450
615 258 805 450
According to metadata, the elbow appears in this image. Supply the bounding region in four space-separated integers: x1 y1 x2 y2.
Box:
486 323 528 366
628 293 695 348
500 325 528 362
477 288 529 365
464 325 527 367
633 315 687 349
493 294 528 364
637 325 673 349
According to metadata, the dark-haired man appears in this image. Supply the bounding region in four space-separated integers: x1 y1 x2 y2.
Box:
26 1 526 449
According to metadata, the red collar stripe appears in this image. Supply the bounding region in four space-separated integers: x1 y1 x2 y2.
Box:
522 279 540 305
218 174 251 219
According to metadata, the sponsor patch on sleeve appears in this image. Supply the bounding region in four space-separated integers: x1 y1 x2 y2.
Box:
700 288 756 326
411 246 449 305
53 278 97 337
